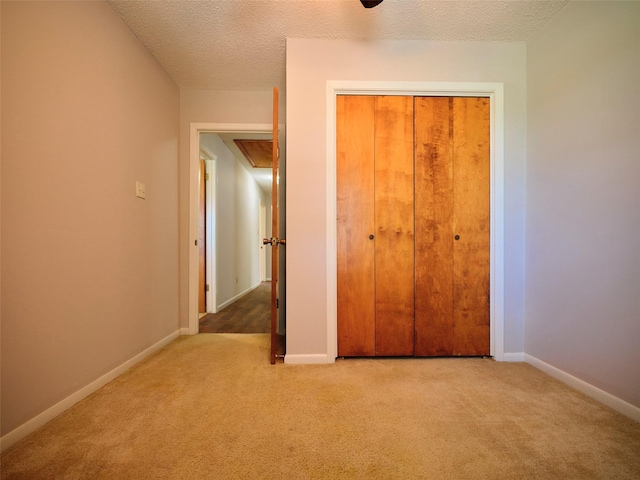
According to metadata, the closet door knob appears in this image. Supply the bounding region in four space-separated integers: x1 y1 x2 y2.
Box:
369 234 375 240
454 235 460 240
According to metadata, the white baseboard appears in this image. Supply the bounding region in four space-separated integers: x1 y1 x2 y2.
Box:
180 327 192 336
502 352 524 362
524 354 640 422
0 330 180 454
217 281 262 311
284 354 329 365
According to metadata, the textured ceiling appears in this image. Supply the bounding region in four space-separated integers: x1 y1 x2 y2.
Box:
108 0 567 91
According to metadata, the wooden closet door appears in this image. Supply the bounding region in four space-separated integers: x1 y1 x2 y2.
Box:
337 96 376 356
374 96 415 356
337 95 414 357
415 97 490 356
451 97 490 356
339 95 487 358
414 97 455 356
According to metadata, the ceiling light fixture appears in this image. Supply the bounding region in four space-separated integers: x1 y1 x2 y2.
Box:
360 0 384 8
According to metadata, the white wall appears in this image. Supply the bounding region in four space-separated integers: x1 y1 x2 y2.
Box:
1 1 179 436
286 38 527 358
203 134 236 305
525 1 640 408
200 133 269 308
234 160 264 290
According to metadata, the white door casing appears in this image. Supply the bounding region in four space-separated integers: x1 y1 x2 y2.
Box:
203 155 217 313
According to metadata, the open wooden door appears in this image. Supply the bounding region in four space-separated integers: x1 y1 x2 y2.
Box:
263 87 285 364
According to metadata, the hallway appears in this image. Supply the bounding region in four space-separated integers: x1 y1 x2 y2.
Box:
199 282 270 333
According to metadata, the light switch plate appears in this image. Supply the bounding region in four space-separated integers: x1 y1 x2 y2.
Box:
136 181 146 199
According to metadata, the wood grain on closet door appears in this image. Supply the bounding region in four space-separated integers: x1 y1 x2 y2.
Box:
414 96 455 356
374 96 415 356
452 97 490 356
337 95 376 356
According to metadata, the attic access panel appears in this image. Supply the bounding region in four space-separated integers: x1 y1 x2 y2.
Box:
234 139 273 168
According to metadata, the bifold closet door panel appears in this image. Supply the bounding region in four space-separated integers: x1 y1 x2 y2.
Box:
374 96 415 356
337 95 376 356
452 97 490 356
414 97 455 356
414 96 490 357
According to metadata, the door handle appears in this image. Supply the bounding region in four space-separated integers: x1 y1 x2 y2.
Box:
263 237 286 246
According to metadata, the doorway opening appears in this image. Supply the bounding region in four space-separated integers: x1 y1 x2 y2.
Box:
189 124 274 335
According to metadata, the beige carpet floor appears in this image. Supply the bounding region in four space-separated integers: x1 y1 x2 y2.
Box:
2 334 639 479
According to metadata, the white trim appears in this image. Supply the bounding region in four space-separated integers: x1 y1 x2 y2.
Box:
503 352 525 362
205 157 217 314
524 354 640 422
284 354 330 365
180 327 192 336
326 81 505 363
0 330 180 453
216 281 262 311
199 147 215 162
259 200 267 282
189 123 275 335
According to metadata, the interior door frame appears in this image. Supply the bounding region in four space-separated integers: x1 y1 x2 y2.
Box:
326 81 505 361
202 152 217 313
188 123 274 334
259 200 267 282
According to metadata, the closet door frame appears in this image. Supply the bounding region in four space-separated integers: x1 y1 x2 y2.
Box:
326 81 505 361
